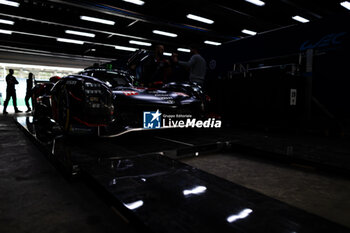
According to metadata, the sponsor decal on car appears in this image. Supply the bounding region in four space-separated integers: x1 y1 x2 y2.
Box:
173 92 189 97
123 91 139 96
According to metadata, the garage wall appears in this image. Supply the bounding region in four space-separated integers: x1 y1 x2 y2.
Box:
202 13 350 130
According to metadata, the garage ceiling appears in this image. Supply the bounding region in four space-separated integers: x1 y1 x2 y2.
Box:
0 0 348 63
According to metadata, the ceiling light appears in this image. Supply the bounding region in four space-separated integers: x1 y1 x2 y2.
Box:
204 40 221 46
0 63 82 72
0 29 12 34
244 0 265 6
152 30 177 37
129 40 151 46
80 16 115 25
0 0 20 7
115 45 138 52
186 14 214 24
292 15 309 23
65 30 95 38
57 38 84 45
122 0 145 5
242 29 257 36
0 19 15 25
163 52 172 56
177 48 190 53
340 1 350 10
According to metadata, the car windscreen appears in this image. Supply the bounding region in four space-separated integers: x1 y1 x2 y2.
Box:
85 71 131 87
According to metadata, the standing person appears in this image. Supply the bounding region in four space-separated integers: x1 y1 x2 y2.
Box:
172 44 207 85
3 69 22 114
25 73 34 112
142 44 171 86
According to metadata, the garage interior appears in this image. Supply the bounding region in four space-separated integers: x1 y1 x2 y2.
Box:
1 0 350 233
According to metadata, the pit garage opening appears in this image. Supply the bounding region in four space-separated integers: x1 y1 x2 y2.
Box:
0 63 81 112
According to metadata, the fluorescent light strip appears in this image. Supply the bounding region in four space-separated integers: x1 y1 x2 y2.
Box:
177 48 190 53
129 40 151 46
1 14 153 43
115 45 138 52
122 0 145 5
0 19 14 25
1 28 146 54
163 52 172 56
186 14 214 24
340 1 350 10
65 30 95 38
242 29 257 36
292 15 309 23
2 28 135 51
245 0 265 6
0 29 12 34
80 16 115 25
0 63 82 72
0 46 111 63
57 38 84 45
152 30 177 37
204 40 221 46
0 0 20 7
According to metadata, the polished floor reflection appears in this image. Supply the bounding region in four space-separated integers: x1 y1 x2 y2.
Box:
15 116 350 233
86 154 349 233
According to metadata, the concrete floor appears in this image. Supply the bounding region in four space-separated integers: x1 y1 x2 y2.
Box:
182 153 350 228
2 111 350 232
0 115 136 233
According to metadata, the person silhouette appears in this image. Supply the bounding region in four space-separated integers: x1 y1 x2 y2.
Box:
3 69 22 114
25 73 34 112
142 44 171 86
172 44 207 86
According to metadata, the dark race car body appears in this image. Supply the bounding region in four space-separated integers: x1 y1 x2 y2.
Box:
32 75 114 135
32 50 210 136
79 69 207 131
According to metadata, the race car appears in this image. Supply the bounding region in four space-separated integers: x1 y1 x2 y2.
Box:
79 68 207 131
32 75 114 135
32 50 210 136
32 71 207 136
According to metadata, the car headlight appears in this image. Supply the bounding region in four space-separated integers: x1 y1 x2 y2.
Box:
91 103 101 108
85 82 101 88
85 89 102 94
85 82 93 87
